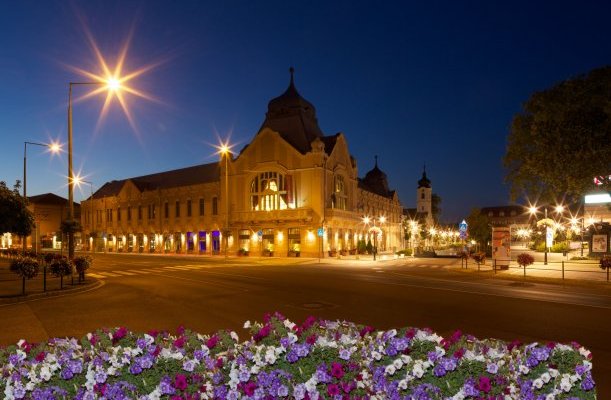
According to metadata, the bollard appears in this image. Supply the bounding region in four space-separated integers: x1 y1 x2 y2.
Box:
493 259 496 274
562 261 564 280
43 265 47 292
607 267 609 282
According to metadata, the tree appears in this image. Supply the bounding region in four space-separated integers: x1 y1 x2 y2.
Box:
431 193 442 223
465 208 490 248
504 66 611 202
0 181 34 239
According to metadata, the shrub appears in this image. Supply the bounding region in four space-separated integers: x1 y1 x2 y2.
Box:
73 255 92 282
395 248 412 256
0 315 597 399
600 255 611 271
49 257 73 289
517 253 535 268
9 256 40 295
551 242 571 253
471 251 486 264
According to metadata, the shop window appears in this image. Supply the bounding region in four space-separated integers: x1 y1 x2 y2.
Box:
238 229 251 252
250 171 295 211
198 231 206 252
262 228 274 255
288 228 301 254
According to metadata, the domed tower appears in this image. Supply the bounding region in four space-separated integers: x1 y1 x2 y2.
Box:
361 156 391 197
417 166 433 226
257 67 324 153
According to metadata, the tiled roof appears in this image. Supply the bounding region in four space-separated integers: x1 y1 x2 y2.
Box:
28 193 74 206
93 162 220 199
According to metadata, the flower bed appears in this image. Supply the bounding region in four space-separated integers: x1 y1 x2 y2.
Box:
0 314 595 399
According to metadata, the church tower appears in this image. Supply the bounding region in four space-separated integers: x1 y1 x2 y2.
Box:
417 166 433 226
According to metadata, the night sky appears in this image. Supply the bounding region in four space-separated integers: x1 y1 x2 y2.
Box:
2 1 611 222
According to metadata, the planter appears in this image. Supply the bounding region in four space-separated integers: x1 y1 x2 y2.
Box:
328 250 337 257
288 250 300 257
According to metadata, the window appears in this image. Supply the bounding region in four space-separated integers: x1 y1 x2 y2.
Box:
147 205 151 220
164 202 169 218
117 207 121 221
127 206 132 221
421 192 425 199
151 204 156 219
333 175 347 210
212 197 218 215
187 200 192 217
199 199 205 216
138 205 142 220
249 171 295 211
288 228 301 253
175 201 180 218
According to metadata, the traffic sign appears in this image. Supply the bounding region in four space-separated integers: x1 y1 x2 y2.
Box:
317 228 324 237
257 230 263 237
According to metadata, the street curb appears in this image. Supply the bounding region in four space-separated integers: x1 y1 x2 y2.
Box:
0 278 104 306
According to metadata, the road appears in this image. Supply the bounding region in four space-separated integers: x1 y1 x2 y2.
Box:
1 253 609 396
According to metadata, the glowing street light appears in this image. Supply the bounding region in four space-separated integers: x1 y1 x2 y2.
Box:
215 140 233 260
22 140 62 252
362 215 385 260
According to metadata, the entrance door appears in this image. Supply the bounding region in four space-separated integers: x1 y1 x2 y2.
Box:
212 231 220 253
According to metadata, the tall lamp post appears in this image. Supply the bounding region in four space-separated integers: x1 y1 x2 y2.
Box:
363 215 385 261
23 141 61 252
67 79 121 260
73 176 94 252
219 144 230 260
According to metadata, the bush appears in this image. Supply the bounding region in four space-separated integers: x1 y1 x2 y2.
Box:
551 242 571 253
9 256 40 280
600 255 611 270
0 315 596 399
395 249 412 256
73 255 92 274
471 251 486 264
517 253 535 267
49 257 73 289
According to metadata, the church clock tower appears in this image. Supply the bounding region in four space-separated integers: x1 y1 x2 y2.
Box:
416 166 433 227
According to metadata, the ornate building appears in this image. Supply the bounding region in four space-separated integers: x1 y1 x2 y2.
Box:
403 167 434 228
82 69 403 257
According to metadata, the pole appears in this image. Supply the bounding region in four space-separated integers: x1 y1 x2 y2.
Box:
581 217 584 257
225 154 228 261
23 142 27 253
67 84 75 261
544 207 548 265
562 261 564 280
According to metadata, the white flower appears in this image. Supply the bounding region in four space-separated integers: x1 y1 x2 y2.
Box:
147 389 161 400
371 351 382 361
243 320 251 329
283 320 295 330
305 377 318 392
230 331 239 342
560 375 572 392
519 364 530 374
385 364 396 375
450 389 465 400
264 349 277 364
397 379 408 390
401 354 412 364
532 378 543 389
579 347 591 359
393 359 403 370
541 372 551 383
39 366 51 381
549 368 559 378
412 362 424 378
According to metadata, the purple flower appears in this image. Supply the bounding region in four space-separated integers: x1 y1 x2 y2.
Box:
60 367 74 380
182 359 196 372
581 372 595 391
13 383 26 399
238 369 251 382
277 385 289 397
486 363 499 374
286 351 299 363
339 348 351 360
129 363 142 375
159 376 175 395
293 384 306 400
433 363 446 377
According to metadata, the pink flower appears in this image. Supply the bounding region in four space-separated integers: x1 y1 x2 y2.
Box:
359 326 374 337
112 327 128 343
478 376 491 393
206 336 218 349
174 374 188 391
89 334 98 346
330 362 345 379
174 336 185 348
243 381 257 396
176 325 185 335
453 348 465 359
546 342 557 350
327 384 340 396
306 334 317 345
35 351 46 362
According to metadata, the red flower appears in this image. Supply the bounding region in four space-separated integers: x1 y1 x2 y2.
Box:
206 336 218 349
359 326 374 337
405 328 416 339
508 340 521 351
112 327 128 343
546 342 557 350
35 351 46 362
216 357 224 368
478 376 492 393
174 374 188 391
243 381 257 396
341 381 355 393
330 362 345 379
453 348 465 359
89 334 98 346
148 330 159 337
176 325 185 335
152 345 161 357
174 336 186 348
306 334 317 345
327 384 340 396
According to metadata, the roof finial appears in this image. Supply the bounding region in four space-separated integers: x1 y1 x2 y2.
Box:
374 155 378 168
289 66 295 85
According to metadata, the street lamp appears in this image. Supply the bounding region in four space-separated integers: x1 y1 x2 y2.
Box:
218 142 231 260
23 140 62 252
363 215 384 261
66 79 122 260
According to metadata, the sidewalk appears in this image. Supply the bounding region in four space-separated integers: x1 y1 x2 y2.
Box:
0 259 102 304
450 258 609 284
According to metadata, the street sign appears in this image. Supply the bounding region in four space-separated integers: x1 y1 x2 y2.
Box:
317 228 324 237
459 220 468 240
257 230 263 237
545 227 553 248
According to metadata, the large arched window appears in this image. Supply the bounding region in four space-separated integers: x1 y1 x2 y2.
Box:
333 175 347 210
250 171 295 211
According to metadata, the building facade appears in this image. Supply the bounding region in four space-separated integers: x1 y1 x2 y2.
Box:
82 70 403 257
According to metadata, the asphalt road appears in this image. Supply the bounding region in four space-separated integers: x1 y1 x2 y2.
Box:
1 253 609 396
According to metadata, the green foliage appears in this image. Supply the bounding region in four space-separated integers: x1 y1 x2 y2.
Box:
357 239 367 254
0 180 34 237
550 242 570 253
504 66 611 202
73 255 92 273
465 208 490 246
49 257 72 277
366 239 373 254
396 249 413 256
9 256 40 279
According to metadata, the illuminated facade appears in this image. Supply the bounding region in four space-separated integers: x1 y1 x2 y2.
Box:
82 70 403 257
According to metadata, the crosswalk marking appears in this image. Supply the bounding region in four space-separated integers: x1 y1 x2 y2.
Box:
125 270 150 274
88 273 105 278
163 266 191 270
97 272 121 277
112 271 137 276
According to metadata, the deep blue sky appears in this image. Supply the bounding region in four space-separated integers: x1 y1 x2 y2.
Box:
2 1 610 222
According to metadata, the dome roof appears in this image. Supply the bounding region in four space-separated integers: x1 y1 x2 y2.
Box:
258 67 324 154
360 156 391 197
418 167 431 188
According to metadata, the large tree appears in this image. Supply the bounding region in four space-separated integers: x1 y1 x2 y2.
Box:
465 208 490 248
0 181 34 238
504 66 611 202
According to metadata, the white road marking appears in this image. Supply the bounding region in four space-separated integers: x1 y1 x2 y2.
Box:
97 272 121 277
112 271 137 276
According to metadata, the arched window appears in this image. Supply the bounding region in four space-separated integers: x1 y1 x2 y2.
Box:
250 171 295 211
333 175 347 210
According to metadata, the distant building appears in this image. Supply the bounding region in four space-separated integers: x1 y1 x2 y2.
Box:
81 69 404 257
480 205 532 228
1 193 81 251
403 167 434 227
